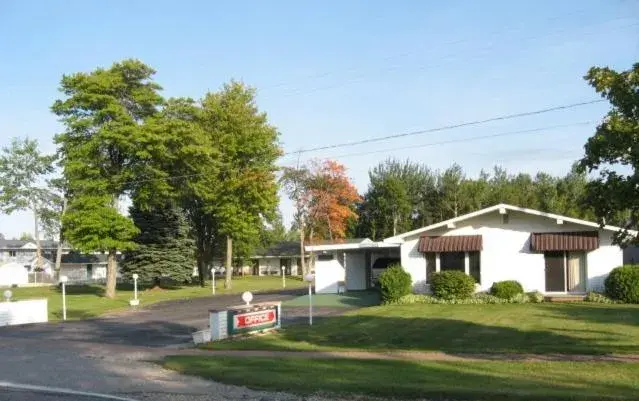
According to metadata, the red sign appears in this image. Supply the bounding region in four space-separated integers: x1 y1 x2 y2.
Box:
233 309 277 330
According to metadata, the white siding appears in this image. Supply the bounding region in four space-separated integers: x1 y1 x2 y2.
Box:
345 252 366 290
399 210 624 293
259 258 281 275
314 253 345 294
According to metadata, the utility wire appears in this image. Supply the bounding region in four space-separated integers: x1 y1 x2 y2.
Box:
278 121 594 167
282 99 604 156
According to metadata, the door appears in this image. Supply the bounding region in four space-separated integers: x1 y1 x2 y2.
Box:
544 251 565 292
567 251 586 293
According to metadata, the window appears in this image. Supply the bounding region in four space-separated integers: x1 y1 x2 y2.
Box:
469 251 481 283
317 254 334 261
440 252 465 272
9 250 16 257
86 264 93 278
425 253 436 281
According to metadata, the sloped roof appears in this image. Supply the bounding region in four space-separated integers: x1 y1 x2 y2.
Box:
255 241 302 257
0 240 64 249
384 203 637 242
61 252 110 264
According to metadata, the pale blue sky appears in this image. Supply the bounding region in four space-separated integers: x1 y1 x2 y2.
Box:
0 0 638 238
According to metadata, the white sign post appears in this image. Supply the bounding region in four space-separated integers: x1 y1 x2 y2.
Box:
3 290 12 302
130 273 140 306
211 267 216 295
304 274 314 326
242 291 253 306
59 275 68 321
281 266 286 288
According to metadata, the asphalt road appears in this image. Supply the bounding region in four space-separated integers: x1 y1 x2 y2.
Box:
0 289 355 401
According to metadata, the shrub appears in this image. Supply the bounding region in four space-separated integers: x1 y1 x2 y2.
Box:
527 291 544 303
430 271 476 300
389 292 533 305
585 291 619 304
378 264 412 303
604 265 639 303
490 280 524 299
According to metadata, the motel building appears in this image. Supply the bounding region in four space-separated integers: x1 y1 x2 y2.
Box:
307 204 634 296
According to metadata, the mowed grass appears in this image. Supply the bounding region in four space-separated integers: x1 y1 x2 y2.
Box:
204 303 639 354
10 276 304 321
163 356 639 401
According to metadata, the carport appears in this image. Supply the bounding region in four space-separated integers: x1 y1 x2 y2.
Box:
306 239 400 293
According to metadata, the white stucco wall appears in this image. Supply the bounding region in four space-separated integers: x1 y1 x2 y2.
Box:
314 253 345 293
397 210 623 293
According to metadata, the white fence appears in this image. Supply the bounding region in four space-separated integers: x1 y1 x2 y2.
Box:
0 299 48 327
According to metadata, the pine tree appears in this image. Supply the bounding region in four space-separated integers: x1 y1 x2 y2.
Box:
121 203 195 287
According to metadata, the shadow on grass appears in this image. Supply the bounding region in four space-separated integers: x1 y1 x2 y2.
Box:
228 313 639 354
164 355 639 401
536 303 639 327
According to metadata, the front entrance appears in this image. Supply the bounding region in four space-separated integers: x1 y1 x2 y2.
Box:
544 251 586 293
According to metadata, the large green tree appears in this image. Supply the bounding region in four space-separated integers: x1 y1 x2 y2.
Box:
121 202 195 286
0 137 55 270
52 59 165 298
580 63 639 244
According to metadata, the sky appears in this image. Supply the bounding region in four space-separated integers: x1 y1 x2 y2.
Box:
0 0 638 238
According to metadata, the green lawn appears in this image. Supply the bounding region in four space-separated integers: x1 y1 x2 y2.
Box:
163 356 639 401
9 276 305 321
203 303 639 354
282 291 380 308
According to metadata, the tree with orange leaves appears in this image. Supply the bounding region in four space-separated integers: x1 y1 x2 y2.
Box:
281 159 361 274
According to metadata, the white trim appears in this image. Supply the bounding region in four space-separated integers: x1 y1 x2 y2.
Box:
305 240 398 252
383 203 637 242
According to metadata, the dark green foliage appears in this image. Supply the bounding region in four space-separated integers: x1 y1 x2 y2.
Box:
579 63 639 244
490 280 524 299
356 159 595 241
121 203 195 286
430 271 476 300
604 265 639 303
378 265 412 303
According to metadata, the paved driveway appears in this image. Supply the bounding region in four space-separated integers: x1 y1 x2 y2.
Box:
0 289 366 401
0 289 328 347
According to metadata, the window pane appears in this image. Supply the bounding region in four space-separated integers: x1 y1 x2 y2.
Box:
440 252 465 272
469 251 480 283
425 253 436 282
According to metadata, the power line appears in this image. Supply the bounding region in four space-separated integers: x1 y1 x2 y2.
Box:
278 121 594 167
282 99 604 156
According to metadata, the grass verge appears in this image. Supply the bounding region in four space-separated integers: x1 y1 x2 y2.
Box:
202 302 639 354
163 355 639 400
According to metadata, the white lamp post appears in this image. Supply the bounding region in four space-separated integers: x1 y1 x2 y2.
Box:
130 274 140 306
304 274 315 326
59 275 68 321
241 291 253 306
211 267 216 295
3 290 12 302
281 266 286 288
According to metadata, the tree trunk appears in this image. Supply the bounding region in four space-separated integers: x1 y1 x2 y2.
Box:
224 236 232 289
299 222 306 276
326 214 333 241
392 212 398 236
105 250 118 298
33 206 42 271
196 254 205 287
54 198 67 272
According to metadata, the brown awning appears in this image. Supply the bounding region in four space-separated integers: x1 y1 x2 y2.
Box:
419 235 483 253
529 231 599 252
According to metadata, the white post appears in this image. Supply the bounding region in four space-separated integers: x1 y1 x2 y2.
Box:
133 273 139 301
60 275 68 321
304 274 314 326
211 267 216 295
281 266 286 288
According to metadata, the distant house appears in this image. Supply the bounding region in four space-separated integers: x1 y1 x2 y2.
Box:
308 204 636 295
0 239 63 272
251 241 308 276
59 252 121 283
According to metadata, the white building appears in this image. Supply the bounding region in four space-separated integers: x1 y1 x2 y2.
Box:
308 204 634 295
